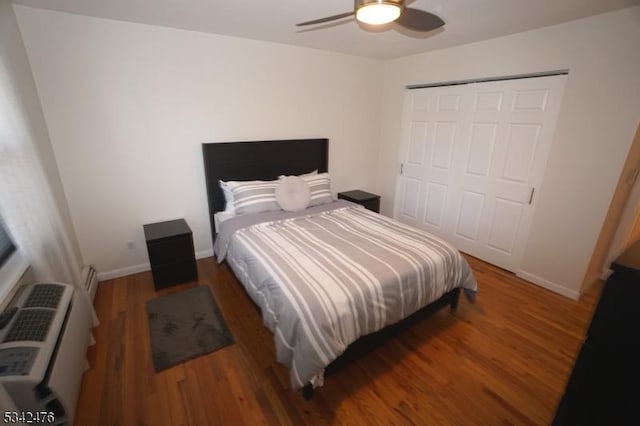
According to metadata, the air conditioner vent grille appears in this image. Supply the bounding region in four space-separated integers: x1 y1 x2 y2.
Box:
24 284 64 309
3 309 54 343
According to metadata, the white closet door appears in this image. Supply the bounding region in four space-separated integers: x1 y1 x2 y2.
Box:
397 85 470 232
395 75 567 272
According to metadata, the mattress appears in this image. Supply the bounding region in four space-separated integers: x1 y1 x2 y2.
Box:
215 200 477 389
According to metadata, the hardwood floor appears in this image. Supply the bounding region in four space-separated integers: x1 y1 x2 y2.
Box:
75 256 601 425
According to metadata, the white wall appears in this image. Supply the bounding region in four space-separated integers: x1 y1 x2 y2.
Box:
606 147 640 272
14 6 383 279
378 6 640 298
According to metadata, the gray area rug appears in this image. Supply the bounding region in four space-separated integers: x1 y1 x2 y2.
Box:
146 285 234 371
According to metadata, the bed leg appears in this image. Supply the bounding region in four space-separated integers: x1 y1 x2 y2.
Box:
302 383 314 400
450 288 461 314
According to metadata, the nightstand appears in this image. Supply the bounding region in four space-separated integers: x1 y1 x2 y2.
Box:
338 190 381 213
143 219 197 290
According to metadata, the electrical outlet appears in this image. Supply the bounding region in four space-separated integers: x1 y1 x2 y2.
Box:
126 240 135 251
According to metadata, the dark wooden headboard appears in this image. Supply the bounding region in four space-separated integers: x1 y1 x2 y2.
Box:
202 138 329 238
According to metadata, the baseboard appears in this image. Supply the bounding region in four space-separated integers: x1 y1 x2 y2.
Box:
600 268 613 281
196 248 214 259
96 263 149 281
516 270 581 300
96 249 215 281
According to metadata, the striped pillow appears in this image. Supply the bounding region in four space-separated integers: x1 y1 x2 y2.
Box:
228 179 281 215
300 172 333 206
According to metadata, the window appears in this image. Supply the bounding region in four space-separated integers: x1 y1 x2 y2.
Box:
0 217 16 267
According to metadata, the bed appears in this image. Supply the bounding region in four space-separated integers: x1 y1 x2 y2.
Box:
202 138 477 397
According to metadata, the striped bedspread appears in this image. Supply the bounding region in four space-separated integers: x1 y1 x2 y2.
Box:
215 201 477 390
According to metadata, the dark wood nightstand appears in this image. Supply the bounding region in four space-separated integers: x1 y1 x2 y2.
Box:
338 190 380 213
143 219 197 290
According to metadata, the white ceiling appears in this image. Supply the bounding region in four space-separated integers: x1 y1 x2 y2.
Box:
12 0 640 59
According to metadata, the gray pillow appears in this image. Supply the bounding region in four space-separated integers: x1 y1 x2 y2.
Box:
276 176 311 212
300 172 333 206
229 179 281 215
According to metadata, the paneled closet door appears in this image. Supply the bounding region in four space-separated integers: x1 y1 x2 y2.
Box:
397 85 471 233
395 75 567 272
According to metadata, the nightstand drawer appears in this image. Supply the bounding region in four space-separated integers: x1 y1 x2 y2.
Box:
151 258 198 289
360 198 380 213
143 218 197 290
147 235 194 266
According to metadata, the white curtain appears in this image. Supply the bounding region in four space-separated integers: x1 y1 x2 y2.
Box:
0 144 81 288
0 6 97 324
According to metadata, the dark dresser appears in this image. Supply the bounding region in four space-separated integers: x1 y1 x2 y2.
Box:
143 219 197 290
553 241 640 425
337 190 381 213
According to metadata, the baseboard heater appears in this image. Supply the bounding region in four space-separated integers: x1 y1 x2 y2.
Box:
0 282 93 425
82 265 99 302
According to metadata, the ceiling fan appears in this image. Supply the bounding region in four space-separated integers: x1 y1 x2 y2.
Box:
296 0 445 32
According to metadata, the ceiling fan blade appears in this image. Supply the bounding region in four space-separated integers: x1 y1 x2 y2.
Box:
296 11 355 27
396 8 445 32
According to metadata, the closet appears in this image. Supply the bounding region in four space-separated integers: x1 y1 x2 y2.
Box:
395 74 567 272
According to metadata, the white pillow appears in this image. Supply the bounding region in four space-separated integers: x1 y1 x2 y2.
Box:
276 176 311 212
219 180 235 214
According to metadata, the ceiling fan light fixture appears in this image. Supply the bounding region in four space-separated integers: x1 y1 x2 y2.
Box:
355 0 402 25
296 0 444 33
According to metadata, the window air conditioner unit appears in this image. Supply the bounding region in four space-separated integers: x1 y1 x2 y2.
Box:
0 282 93 425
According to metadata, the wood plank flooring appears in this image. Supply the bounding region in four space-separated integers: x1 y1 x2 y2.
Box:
75 256 601 425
